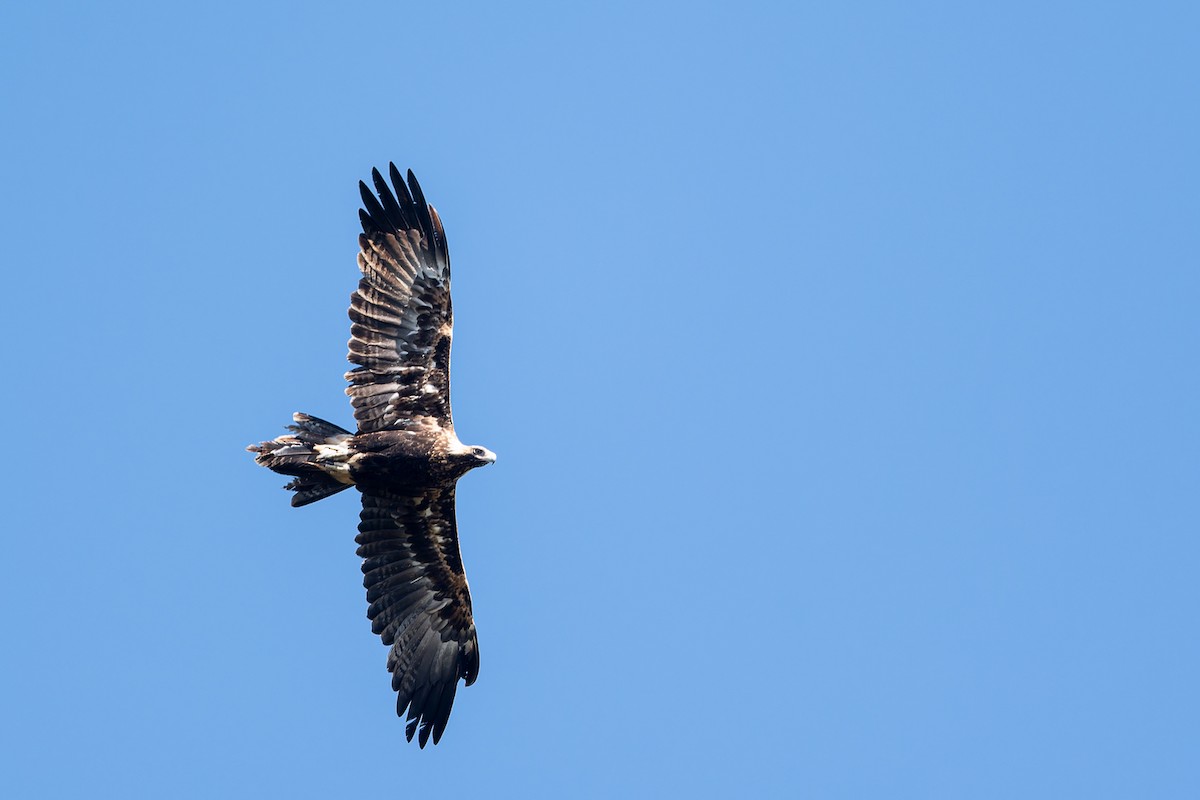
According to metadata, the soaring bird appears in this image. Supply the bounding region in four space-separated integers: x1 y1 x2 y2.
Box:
248 165 495 747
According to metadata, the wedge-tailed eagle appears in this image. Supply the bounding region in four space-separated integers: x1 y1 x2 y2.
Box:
248 166 495 747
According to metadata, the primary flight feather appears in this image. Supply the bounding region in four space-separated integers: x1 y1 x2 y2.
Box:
248 166 495 747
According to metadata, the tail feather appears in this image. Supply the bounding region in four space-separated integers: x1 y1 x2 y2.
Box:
284 475 352 507
287 412 353 441
248 413 355 506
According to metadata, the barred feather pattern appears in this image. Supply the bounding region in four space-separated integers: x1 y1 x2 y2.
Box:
357 487 479 748
347 165 453 433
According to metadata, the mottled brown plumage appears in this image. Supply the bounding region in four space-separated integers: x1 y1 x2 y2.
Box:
248 166 494 748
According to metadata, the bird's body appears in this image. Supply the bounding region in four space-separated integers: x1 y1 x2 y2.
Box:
248 166 494 747
351 428 493 488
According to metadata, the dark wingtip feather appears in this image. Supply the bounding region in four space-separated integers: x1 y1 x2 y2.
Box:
371 167 405 230
430 680 458 745
406 169 427 211
461 637 480 685
405 170 437 251
418 717 433 748
356 164 449 270
389 163 414 205
357 180 373 213
359 181 388 230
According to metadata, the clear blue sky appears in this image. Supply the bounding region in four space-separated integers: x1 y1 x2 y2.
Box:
2 2 1197 797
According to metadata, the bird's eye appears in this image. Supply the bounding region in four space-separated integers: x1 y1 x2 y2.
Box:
472 447 485 456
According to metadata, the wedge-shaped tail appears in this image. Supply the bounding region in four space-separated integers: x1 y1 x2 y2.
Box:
247 413 355 506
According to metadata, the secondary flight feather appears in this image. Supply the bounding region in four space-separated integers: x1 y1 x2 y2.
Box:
248 165 495 747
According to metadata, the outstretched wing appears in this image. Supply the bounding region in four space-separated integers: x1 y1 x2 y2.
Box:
347 165 453 433
356 487 480 748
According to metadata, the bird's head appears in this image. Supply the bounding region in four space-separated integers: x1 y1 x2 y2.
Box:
448 442 496 476
444 433 497 477
466 445 497 466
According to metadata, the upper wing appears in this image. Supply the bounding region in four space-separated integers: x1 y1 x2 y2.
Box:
346 165 453 433
356 486 480 747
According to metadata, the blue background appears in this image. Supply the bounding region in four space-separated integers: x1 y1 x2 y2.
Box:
3 2 1198 797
